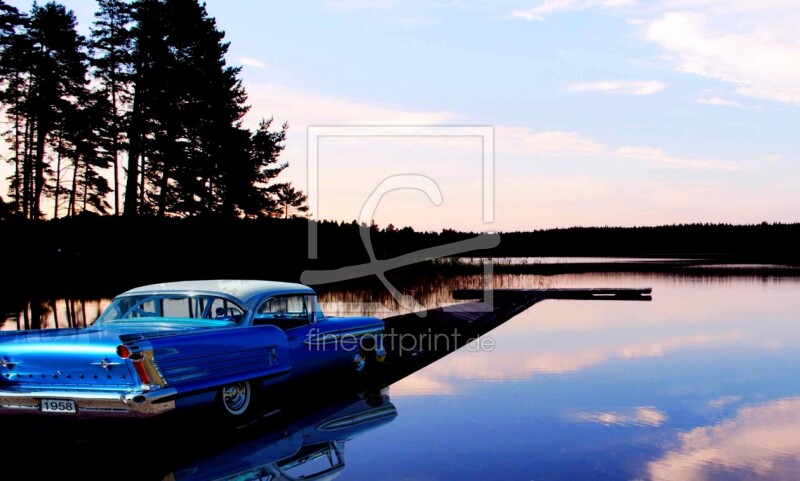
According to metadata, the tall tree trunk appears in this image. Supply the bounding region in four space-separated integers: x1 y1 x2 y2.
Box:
69 157 79 217
51 299 59 328
113 149 120 215
156 161 169 217
65 298 73 327
123 86 141 217
30 300 42 330
12 117 21 213
12 90 22 213
22 113 32 219
53 145 62 219
70 299 78 327
32 120 48 219
22 303 30 330
81 161 88 213
111 83 120 216
139 154 145 209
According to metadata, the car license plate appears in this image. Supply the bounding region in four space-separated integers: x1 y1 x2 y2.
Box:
40 399 77 413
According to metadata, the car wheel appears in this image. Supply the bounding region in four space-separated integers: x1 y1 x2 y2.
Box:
353 351 367 373
221 380 252 416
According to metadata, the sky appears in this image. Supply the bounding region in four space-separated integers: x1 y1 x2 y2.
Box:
5 0 800 232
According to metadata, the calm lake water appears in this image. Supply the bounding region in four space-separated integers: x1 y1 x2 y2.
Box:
4 271 800 480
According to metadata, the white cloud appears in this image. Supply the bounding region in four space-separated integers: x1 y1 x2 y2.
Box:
495 126 741 171
513 1 800 106
644 11 800 105
327 0 398 10
696 96 741 107
615 146 744 171
238 57 267 69
246 84 459 127
497 127 605 155
567 80 668 95
513 0 637 21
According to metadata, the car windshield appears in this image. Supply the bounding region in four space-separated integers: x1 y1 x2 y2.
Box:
96 294 247 324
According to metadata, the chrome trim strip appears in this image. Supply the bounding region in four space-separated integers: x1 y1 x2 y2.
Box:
0 387 178 418
124 340 166 388
140 348 166 387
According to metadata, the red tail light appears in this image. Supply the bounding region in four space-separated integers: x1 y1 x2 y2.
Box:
116 345 131 359
132 361 151 385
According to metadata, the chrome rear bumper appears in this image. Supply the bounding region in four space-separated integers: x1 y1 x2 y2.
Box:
0 387 178 417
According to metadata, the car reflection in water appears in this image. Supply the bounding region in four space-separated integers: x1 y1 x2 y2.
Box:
166 390 397 481
2 384 397 481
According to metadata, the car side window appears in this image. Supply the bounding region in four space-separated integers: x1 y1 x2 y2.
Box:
257 295 308 320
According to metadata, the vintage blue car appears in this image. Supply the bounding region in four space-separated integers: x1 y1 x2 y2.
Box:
0 280 385 418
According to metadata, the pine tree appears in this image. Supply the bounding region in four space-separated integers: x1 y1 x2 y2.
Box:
0 1 27 215
17 2 90 219
155 0 251 217
90 0 133 216
237 118 289 217
273 182 309 219
124 0 167 216
2 0 306 220
0 1 19 55
63 89 113 216
125 0 281 218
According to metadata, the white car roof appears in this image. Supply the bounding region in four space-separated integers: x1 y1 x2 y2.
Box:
120 279 315 304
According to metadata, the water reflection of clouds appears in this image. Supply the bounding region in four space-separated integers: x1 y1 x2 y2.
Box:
566 406 667 427
709 395 742 409
321 273 800 395
648 397 800 481
616 332 743 359
391 373 457 396
390 330 744 395
380 272 800 401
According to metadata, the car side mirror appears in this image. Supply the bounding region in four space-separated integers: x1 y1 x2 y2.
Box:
309 310 317 324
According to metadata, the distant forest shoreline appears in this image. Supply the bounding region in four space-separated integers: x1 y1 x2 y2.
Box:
4 216 799 297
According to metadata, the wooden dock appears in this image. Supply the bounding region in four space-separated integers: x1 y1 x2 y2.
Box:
452 287 652 301
371 288 652 387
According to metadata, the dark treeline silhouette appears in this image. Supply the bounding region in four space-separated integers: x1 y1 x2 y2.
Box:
2 216 799 298
0 0 307 220
496 222 800 259
0 215 475 296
